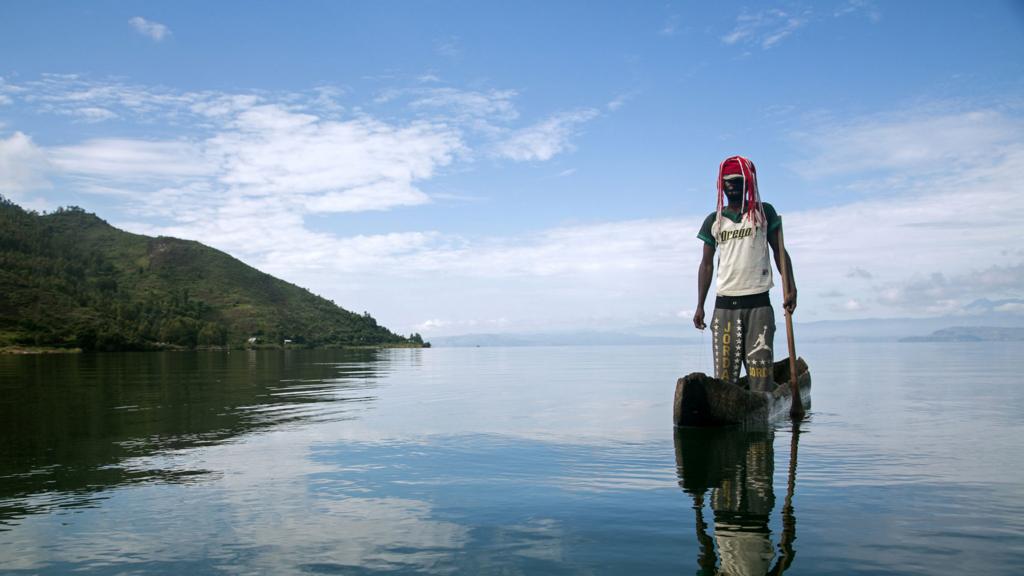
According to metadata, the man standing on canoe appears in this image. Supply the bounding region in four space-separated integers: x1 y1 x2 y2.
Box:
693 155 796 393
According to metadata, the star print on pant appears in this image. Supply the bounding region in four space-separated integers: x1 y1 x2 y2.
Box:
710 305 776 393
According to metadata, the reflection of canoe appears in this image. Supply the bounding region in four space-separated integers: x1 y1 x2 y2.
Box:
673 357 810 427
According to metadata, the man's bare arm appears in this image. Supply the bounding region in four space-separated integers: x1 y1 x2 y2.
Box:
767 227 797 313
693 243 715 329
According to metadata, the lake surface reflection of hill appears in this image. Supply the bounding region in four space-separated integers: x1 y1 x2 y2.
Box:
0 349 388 524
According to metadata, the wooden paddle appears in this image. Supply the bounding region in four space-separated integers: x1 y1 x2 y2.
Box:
776 219 805 420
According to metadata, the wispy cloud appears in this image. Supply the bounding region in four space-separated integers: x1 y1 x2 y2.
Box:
606 91 638 112
434 37 461 58
49 111 463 226
129 16 171 42
494 109 600 162
50 138 214 181
722 9 809 49
877 265 1024 316
788 108 1019 180
16 74 201 121
834 0 882 21
74 107 118 122
409 87 520 131
659 14 681 36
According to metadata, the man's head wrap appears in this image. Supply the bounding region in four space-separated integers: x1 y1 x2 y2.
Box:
716 155 766 228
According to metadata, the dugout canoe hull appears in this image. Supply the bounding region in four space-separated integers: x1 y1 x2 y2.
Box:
673 357 810 428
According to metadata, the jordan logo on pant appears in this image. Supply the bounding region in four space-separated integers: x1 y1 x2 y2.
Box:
747 325 771 358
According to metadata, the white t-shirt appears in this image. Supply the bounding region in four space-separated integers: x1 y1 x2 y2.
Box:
697 203 781 297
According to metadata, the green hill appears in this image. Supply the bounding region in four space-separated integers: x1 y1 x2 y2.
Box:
0 196 425 351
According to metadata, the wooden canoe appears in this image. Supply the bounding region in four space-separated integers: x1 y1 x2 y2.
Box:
673 357 810 428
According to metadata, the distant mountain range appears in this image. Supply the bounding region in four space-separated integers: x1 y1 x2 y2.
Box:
900 326 1024 342
0 197 423 351
428 331 690 348
431 316 1024 347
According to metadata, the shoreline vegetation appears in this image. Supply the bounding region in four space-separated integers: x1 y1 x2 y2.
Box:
0 196 428 352
0 342 429 355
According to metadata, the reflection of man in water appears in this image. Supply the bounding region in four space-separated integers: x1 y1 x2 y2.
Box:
710 436 775 576
675 428 785 576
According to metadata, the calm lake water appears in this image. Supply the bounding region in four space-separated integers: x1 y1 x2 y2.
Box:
1 343 1022 575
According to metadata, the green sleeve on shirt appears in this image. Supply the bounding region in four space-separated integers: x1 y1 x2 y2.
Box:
697 212 717 247
763 202 782 233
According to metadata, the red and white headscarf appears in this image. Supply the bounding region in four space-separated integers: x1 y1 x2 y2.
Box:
716 155 766 228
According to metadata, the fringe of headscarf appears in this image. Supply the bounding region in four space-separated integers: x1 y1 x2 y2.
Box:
716 155 766 230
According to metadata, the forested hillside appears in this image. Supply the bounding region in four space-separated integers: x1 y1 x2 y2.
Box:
0 196 424 351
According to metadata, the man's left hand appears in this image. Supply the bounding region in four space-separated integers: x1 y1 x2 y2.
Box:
784 289 797 314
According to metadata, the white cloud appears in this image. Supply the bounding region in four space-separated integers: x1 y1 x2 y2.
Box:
995 302 1024 314
412 317 511 334
722 9 809 49
789 109 1020 180
414 319 451 332
494 109 600 162
129 16 171 41
876 265 1024 315
39 98 463 221
310 86 346 115
778 108 1024 317
50 138 214 181
218 216 690 282
303 181 430 213
211 107 463 204
0 132 51 199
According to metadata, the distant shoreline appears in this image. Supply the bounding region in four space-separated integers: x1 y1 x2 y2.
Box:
0 342 430 355
0 346 84 355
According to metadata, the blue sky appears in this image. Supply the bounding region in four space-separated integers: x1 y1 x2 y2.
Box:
1 1 1023 336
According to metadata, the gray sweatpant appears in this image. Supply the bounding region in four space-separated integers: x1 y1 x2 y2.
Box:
711 305 776 392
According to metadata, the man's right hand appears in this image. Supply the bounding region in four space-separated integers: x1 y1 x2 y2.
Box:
693 308 706 330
